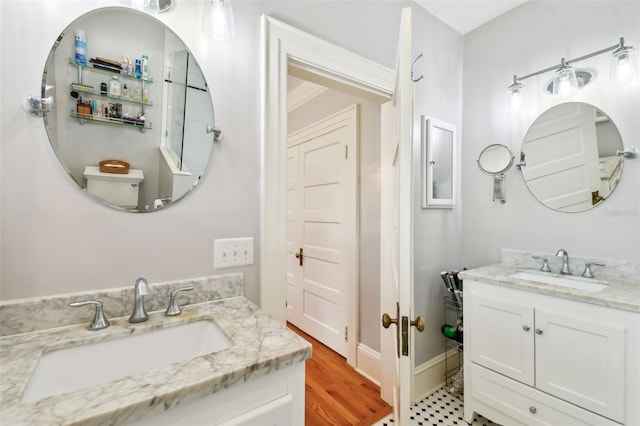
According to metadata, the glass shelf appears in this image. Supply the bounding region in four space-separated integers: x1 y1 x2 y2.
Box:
70 85 152 107
69 59 154 83
71 111 151 131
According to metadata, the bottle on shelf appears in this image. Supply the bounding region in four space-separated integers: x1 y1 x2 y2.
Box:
109 76 121 97
123 84 129 99
142 54 149 78
74 29 87 65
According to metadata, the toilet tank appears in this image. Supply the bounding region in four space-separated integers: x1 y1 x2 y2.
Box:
83 166 144 209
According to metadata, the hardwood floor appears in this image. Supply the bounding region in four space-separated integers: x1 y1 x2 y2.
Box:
288 323 393 426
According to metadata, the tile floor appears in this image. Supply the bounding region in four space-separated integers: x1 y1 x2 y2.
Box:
373 387 499 426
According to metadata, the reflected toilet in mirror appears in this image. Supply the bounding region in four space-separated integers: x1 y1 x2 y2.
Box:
41 7 218 212
520 102 626 212
477 144 515 204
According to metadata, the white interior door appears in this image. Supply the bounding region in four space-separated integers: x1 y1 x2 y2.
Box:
521 102 600 211
380 7 415 425
286 105 358 358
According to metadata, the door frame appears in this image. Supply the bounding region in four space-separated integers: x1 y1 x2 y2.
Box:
260 15 394 365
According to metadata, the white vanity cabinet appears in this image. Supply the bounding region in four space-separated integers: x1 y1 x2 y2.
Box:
464 280 639 426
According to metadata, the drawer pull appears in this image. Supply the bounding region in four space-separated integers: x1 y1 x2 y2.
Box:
535 328 543 335
522 325 531 332
529 406 537 414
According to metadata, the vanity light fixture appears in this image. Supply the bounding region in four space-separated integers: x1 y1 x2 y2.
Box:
507 76 526 112
121 0 172 13
508 37 638 103
552 59 579 98
202 0 235 41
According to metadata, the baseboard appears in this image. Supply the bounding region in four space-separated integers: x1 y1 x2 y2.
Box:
355 343 381 386
413 348 460 403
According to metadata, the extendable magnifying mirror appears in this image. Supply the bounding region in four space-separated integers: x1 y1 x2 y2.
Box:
477 144 515 204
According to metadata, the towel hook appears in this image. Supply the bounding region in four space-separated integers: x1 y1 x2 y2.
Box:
411 54 424 82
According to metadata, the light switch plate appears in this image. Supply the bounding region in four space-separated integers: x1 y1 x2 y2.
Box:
214 237 254 268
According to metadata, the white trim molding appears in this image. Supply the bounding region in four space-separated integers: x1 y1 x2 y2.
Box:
355 343 382 386
286 80 328 113
413 349 461 403
260 15 393 330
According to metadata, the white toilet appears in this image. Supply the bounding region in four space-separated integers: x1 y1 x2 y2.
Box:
83 166 144 210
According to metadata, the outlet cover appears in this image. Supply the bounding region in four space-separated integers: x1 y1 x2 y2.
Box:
214 237 254 268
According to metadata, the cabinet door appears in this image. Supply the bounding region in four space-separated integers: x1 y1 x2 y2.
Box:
469 293 534 385
535 309 625 423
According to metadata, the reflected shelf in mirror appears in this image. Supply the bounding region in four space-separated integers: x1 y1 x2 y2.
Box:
41 7 217 213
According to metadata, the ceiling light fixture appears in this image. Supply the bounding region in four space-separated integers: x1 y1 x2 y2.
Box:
508 37 638 104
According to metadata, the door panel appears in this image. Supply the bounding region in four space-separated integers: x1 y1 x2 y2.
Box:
468 293 535 386
380 7 414 424
286 106 358 358
535 309 625 422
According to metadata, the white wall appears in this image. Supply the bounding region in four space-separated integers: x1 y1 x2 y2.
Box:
461 1 640 269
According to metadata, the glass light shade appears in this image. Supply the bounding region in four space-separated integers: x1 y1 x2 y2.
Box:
122 0 159 13
202 0 235 40
610 46 638 84
553 65 579 98
507 81 526 112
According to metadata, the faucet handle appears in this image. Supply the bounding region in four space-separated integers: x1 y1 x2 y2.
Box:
165 286 195 316
582 262 605 278
532 256 551 272
69 300 110 331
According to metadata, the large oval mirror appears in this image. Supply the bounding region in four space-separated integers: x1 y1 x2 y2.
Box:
520 102 624 212
42 7 216 212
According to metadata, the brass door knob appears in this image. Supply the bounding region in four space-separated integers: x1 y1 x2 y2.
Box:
382 312 398 328
295 248 303 266
411 316 425 332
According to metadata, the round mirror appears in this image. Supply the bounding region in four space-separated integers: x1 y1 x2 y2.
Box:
42 7 216 212
477 144 514 175
520 102 624 212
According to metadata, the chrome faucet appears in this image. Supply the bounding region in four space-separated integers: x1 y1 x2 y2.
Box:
555 249 572 275
129 277 149 323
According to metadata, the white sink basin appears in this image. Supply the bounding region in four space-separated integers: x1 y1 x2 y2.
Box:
22 320 232 402
511 271 608 293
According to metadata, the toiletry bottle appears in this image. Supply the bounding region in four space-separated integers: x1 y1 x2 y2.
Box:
135 59 141 78
135 86 142 101
100 82 107 95
74 29 87 65
143 88 149 104
109 76 121 97
123 84 129 99
142 55 149 78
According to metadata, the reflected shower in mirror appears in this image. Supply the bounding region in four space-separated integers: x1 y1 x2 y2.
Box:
42 7 216 212
422 117 456 208
520 102 624 212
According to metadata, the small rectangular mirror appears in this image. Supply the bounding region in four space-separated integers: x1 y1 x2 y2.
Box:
422 116 456 208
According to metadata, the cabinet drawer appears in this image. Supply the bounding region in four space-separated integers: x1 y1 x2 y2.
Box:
471 363 618 426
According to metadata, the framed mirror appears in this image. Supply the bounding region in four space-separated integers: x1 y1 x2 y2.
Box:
477 144 514 204
422 116 456 208
520 102 624 212
42 7 216 212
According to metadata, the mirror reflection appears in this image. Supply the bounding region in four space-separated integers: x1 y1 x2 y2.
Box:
422 117 456 208
520 102 624 212
477 144 514 204
42 7 215 212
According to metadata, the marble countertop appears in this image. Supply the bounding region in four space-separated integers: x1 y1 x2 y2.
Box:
0 296 312 426
460 263 640 312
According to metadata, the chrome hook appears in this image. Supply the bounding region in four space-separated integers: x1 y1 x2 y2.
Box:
411 53 424 82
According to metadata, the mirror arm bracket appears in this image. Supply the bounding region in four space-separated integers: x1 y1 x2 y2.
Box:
617 147 639 159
